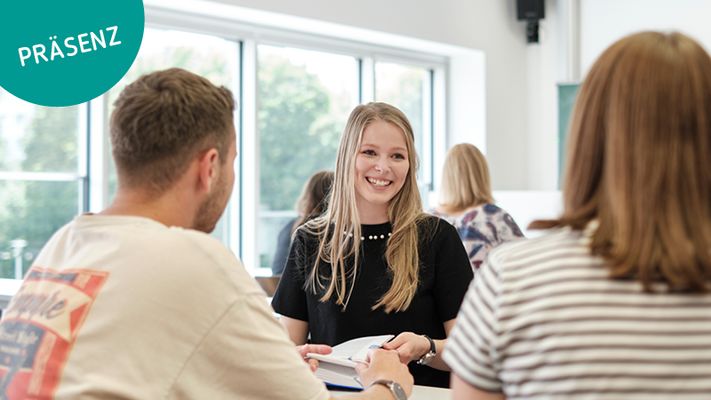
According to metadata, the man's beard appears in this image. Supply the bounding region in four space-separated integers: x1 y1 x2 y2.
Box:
193 168 229 233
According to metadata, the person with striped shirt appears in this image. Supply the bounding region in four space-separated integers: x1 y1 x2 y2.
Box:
443 31 711 399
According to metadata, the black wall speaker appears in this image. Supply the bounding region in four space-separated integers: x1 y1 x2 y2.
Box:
517 0 545 21
517 0 545 43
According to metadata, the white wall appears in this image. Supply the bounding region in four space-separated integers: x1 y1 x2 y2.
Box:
581 0 711 76
525 0 560 191
493 190 563 237
211 0 534 190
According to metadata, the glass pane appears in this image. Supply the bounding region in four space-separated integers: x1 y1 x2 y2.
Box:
375 62 431 207
0 89 82 279
105 27 239 244
0 180 80 279
0 89 80 173
258 45 358 272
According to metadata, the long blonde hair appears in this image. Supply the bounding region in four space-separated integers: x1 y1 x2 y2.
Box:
304 102 427 313
531 31 711 292
439 143 494 211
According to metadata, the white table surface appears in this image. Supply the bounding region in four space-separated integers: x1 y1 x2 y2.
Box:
331 385 451 400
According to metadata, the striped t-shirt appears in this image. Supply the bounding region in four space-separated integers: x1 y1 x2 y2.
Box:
443 224 711 399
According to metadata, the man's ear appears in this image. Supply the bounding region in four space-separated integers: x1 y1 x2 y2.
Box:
197 148 220 194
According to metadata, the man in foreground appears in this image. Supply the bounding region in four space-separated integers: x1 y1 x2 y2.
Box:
0 68 412 400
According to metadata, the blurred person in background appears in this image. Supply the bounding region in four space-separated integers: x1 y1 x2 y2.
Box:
429 143 523 271
271 170 334 276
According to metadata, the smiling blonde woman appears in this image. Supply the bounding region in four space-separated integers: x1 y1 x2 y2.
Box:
272 102 473 388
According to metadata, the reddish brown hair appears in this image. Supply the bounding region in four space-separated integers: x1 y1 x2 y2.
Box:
532 32 711 292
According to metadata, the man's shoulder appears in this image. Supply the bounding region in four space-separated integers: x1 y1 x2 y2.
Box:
74 214 231 256
168 226 235 257
164 227 262 293
65 215 254 290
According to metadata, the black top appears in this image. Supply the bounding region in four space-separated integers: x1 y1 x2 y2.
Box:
271 217 299 275
272 215 473 388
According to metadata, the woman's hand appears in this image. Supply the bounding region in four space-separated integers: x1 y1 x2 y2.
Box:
382 332 431 364
383 321 456 371
296 343 332 372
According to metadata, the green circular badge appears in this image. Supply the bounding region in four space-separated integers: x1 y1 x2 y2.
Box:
0 1 144 107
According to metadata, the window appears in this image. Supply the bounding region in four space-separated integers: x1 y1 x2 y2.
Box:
0 3 458 279
106 27 240 243
0 93 83 278
257 45 358 270
375 61 433 207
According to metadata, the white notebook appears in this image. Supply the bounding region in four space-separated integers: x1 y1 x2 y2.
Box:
306 334 394 390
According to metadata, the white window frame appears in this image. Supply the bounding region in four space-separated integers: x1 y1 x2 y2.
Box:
84 0 485 275
0 104 88 279
0 103 88 216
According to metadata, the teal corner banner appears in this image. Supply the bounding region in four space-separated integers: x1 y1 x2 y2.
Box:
0 1 145 107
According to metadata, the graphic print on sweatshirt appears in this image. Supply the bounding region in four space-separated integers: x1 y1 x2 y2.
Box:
0 267 109 399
